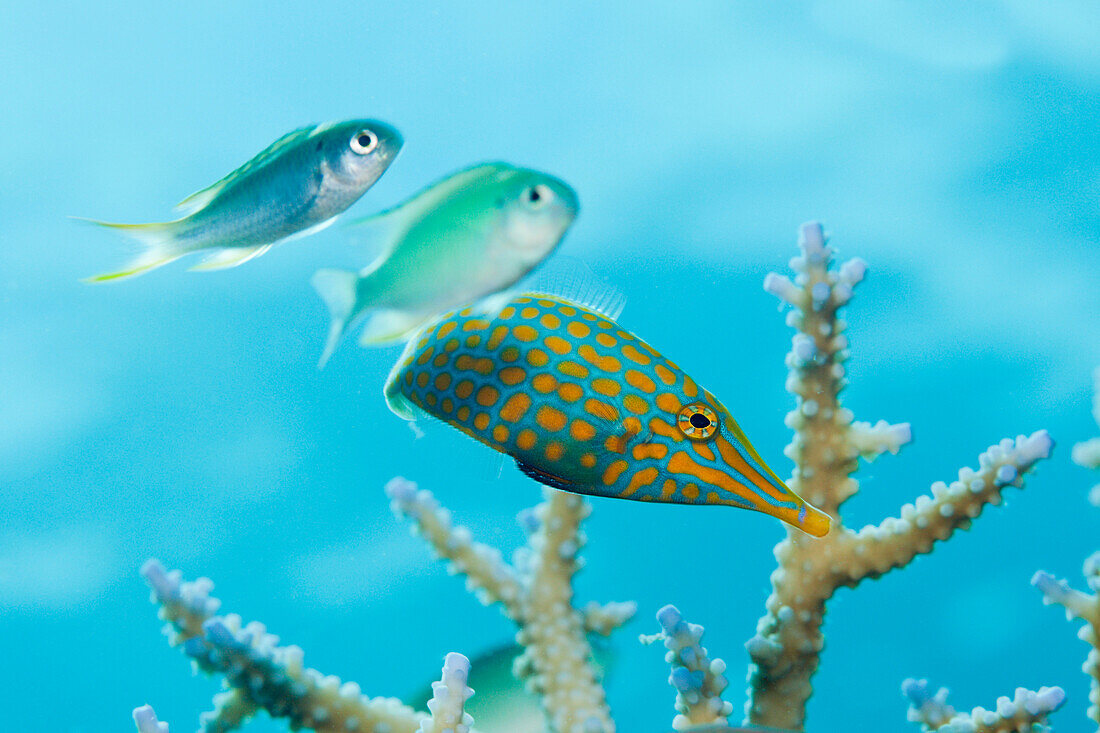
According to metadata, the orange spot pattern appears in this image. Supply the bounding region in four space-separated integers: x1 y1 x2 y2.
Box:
536 405 567 432
500 393 532 422
557 360 589 379
476 385 499 407
545 335 572 354
592 377 621 396
513 325 538 342
557 383 584 403
390 292 751 510
625 369 656 393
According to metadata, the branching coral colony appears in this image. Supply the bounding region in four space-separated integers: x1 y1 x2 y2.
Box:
133 222 1062 733
1031 368 1100 730
904 370 1100 733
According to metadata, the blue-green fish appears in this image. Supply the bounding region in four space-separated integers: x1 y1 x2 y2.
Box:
385 293 831 536
84 119 402 282
312 162 578 366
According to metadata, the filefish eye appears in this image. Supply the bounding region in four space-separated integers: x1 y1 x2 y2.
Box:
350 130 378 155
522 184 551 208
677 403 718 441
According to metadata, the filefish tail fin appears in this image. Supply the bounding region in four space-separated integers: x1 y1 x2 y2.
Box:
312 268 360 368
357 309 431 346
77 218 188 283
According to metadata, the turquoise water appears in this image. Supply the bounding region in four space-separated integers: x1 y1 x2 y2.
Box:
2 3 1099 731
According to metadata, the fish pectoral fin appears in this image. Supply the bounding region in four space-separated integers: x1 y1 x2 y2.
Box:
358 309 431 346
282 216 338 243
515 460 576 490
189 245 273 272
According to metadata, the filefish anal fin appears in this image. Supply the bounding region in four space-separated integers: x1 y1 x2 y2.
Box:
515 460 576 490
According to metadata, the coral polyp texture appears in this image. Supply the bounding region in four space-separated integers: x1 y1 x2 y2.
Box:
1031 368 1100 728
137 559 474 733
641 605 733 730
747 222 1053 730
901 678 1065 733
384 476 636 733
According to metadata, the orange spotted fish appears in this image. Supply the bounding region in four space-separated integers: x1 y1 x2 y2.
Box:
385 293 831 536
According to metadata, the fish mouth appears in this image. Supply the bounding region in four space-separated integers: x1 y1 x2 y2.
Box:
759 497 832 538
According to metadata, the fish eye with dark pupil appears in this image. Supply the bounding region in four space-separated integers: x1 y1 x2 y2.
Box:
527 187 541 203
689 413 711 429
350 130 377 154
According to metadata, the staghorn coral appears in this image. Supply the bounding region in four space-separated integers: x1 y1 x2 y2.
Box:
901 678 1065 733
1032 559 1100 728
384 476 636 733
1030 368 1100 728
419 653 474 733
641 605 733 730
138 559 474 733
745 222 1053 730
133 705 170 733
1072 367 1100 507
134 222 1066 733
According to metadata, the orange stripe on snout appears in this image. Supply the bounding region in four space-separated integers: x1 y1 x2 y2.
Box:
713 435 790 504
667 450 771 510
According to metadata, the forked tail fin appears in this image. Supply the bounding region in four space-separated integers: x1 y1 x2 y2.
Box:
78 219 188 282
311 268 360 368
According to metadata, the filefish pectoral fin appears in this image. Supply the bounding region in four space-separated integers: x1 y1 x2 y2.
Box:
515 460 577 491
188 244 273 271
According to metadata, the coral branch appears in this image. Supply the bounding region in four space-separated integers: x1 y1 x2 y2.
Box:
1033 555 1100 725
582 600 638 636
133 705 169 733
841 432 1053 583
387 479 618 732
642 605 732 730
141 559 221 644
1073 366 1100 507
385 477 523 618
902 678 1065 733
519 490 612 732
849 419 912 461
420 653 474 733
745 223 1054 731
142 561 433 733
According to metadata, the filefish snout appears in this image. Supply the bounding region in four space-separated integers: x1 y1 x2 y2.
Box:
663 399 832 537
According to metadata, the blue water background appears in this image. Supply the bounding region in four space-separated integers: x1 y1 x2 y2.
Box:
2 3 1099 730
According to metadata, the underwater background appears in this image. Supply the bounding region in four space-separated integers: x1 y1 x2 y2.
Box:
2 2 1099 731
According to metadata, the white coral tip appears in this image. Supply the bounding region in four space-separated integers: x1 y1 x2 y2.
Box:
133 705 169 733
384 476 419 503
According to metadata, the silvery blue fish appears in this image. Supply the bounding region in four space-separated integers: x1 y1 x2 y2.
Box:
312 162 578 366
83 119 402 282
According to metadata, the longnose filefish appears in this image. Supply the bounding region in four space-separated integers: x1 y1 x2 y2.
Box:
312 162 578 366
384 293 831 536
83 119 402 282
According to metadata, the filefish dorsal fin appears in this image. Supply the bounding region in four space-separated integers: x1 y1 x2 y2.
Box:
174 125 318 215
515 460 577 490
528 257 626 320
